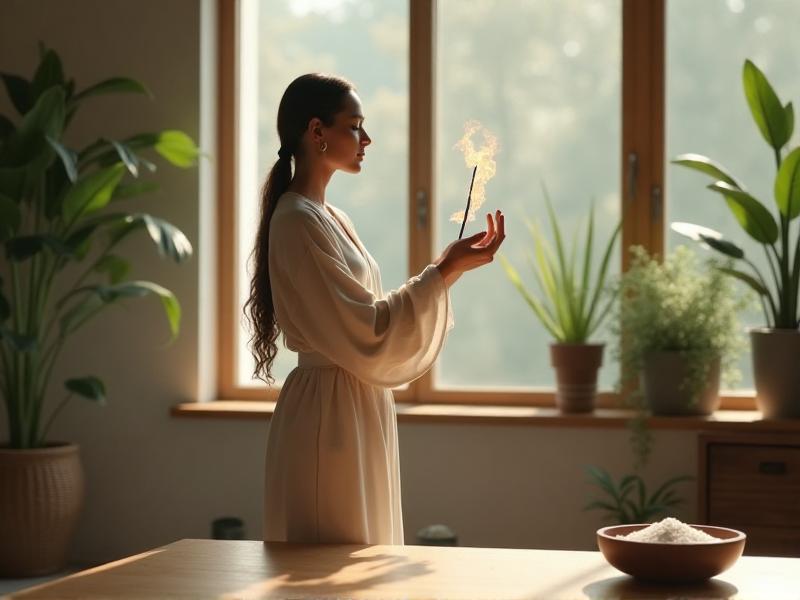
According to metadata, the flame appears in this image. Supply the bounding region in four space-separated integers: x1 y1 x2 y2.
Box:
449 120 499 223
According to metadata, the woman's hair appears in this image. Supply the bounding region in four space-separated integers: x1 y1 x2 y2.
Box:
244 73 354 384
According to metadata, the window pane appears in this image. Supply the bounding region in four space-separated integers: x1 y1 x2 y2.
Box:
237 0 409 387
666 0 800 391
435 0 622 389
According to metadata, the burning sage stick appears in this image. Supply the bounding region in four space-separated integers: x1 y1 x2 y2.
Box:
458 165 478 240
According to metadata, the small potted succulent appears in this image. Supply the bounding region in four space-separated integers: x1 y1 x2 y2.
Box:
672 59 800 418
613 246 745 416
499 186 620 413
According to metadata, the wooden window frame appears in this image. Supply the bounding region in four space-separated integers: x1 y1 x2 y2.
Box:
215 0 755 410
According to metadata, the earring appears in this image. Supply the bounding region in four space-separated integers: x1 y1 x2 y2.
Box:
320 141 328 153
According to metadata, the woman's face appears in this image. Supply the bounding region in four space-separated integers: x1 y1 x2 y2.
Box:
321 90 371 174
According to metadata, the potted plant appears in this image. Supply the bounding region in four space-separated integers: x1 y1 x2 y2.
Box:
614 246 744 416
499 186 620 413
0 46 198 576
584 465 692 525
672 59 800 418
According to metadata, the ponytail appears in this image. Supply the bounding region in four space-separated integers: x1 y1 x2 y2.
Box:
244 155 292 384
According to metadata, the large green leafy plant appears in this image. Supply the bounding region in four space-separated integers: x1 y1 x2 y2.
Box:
673 59 800 329
499 187 620 342
0 46 198 449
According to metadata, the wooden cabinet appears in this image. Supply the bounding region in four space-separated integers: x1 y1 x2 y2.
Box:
699 433 800 557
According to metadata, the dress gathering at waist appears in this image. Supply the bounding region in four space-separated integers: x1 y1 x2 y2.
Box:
297 351 337 369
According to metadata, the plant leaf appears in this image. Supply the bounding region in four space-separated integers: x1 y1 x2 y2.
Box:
64 223 98 260
0 193 21 241
708 181 779 244
0 276 9 323
671 153 745 189
93 254 130 284
648 475 692 506
0 86 65 170
62 163 126 222
31 49 64 101
498 253 561 339
154 130 199 167
786 102 795 142
106 213 192 263
0 327 37 352
671 221 723 242
101 281 181 339
46 135 77 183
742 59 790 150
0 114 14 140
671 222 745 258
0 73 33 115
65 376 106 405
585 221 620 337
72 77 152 102
110 140 139 177
717 266 769 296
111 180 159 201
583 500 619 513
698 234 745 260
775 147 800 221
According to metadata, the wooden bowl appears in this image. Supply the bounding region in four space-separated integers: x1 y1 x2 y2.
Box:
597 524 746 583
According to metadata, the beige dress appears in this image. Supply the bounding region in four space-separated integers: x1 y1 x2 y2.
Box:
263 191 454 545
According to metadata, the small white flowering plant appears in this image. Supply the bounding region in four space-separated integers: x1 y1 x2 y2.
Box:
613 245 747 408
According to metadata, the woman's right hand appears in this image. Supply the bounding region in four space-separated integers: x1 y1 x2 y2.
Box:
434 210 506 288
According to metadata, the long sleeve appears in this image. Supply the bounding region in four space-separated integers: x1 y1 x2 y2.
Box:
269 207 453 388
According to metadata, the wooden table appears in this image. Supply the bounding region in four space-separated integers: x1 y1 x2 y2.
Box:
8 539 800 599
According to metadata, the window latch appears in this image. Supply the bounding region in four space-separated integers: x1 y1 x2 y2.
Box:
651 185 662 221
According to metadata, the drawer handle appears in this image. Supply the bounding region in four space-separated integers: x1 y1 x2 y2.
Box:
758 461 787 475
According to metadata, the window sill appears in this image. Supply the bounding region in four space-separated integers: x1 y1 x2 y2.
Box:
170 401 800 432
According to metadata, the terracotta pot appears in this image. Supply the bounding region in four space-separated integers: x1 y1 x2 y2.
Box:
751 328 800 418
0 442 84 576
549 343 604 413
641 351 721 416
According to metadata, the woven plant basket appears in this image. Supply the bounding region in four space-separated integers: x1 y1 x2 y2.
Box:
0 443 84 576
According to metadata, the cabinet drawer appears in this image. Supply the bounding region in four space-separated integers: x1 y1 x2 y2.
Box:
708 444 800 528
733 525 800 557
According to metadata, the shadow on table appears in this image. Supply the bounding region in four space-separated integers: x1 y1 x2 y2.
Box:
582 575 738 599
222 543 435 598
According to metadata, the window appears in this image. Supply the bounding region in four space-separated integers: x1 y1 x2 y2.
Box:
218 0 794 408
234 0 409 391
434 0 621 390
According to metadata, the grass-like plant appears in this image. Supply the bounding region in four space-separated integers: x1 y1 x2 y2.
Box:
672 59 800 329
0 46 198 449
499 186 620 342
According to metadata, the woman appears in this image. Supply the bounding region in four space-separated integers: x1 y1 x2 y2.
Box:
247 73 505 545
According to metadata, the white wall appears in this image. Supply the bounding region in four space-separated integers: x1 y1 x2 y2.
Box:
0 0 698 567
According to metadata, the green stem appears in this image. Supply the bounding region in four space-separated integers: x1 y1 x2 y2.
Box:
38 393 72 447
764 245 782 318
746 258 778 326
36 336 65 406
792 225 800 327
9 262 28 446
